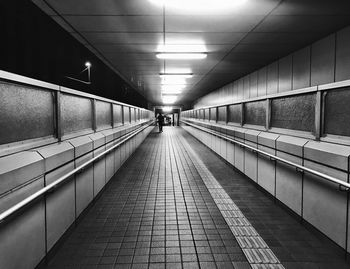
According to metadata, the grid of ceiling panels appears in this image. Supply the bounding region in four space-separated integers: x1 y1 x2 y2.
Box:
33 0 350 105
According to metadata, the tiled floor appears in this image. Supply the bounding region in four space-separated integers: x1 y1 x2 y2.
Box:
44 127 350 269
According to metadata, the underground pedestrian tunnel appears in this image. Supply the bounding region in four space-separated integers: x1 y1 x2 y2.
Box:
1 1 350 268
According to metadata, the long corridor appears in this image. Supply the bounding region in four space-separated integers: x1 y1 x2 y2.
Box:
44 128 349 269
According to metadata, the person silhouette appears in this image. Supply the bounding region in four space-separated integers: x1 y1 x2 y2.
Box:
157 113 164 132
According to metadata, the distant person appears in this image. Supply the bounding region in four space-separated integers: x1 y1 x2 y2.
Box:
157 113 164 132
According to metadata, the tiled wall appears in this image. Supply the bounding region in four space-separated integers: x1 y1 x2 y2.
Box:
194 26 350 108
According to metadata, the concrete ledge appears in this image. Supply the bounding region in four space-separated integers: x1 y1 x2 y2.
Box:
181 119 350 254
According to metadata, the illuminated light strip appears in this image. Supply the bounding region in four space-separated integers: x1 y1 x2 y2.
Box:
160 73 193 79
149 0 247 12
178 133 285 268
162 85 186 91
162 106 173 112
162 90 182 95
162 95 178 104
156 52 207 60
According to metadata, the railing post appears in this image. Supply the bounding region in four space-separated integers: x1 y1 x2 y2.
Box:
240 103 244 127
111 103 115 128
92 99 97 132
315 90 322 140
266 98 271 131
56 90 62 142
122 105 125 125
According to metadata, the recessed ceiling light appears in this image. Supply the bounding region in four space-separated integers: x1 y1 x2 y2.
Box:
156 53 207 60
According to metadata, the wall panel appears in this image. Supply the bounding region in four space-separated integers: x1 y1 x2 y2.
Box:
96 101 111 130
335 27 350 81
244 101 266 126
194 26 350 109
271 94 315 132
278 55 292 93
228 104 241 124
257 67 267 97
292 47 311 90
62 93 92 135
238 78 244 100
244 75 250 99
113 104 123 125
250 71 258 98
0 82 54 144
267 62 278 95
217 106 227 123
311 35 335 86
324 87 350 137
123 106 130 124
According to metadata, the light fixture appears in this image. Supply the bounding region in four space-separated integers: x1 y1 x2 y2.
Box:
156 53 207 60
160 73 193 79
162 93 179 96
149 0 247 13
65 61 92 85
157 44 206 53
161 78 187 84
162 106 173 112
162 85 186 90
162 95 178 104
162 89 182 95
161 85 184 95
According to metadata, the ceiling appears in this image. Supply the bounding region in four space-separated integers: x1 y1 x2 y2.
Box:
32 0 350 106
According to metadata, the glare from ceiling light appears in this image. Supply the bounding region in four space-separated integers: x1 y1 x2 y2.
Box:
156 53 207 60
149 0 247 12
162 95 178 104
160 73 193 79
164 67 192 73
161 78 187 84
162 106 173 112
162 89 182 95
157 44 206 53
162 85 186 91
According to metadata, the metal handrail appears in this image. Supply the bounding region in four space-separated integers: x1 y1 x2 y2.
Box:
182 120 350 191
0 122 154 224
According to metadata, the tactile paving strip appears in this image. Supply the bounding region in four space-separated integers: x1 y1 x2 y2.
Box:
178 134 285 268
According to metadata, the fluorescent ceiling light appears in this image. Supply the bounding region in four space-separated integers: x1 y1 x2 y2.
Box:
149 0 247 13
162 93 179 96
162 106 173 112
156 53 207 60
157 44 206 53
162 89 182 94
160 73 193 79
162 95 178 104
162 85 186 90
165 68 192 73
162 85 185 94
161 78 187 84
